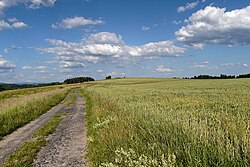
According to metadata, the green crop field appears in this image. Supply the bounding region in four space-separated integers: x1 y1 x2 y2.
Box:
84 78 250 167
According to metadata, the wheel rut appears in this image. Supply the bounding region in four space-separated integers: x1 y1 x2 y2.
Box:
33 92 87 167
0 90 87 167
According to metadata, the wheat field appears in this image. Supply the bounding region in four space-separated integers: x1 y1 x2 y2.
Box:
84 78 250 167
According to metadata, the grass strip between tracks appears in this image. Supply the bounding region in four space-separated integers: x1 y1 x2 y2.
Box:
1 114 63 167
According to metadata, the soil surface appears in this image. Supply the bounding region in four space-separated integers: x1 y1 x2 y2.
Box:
33 92 86 167
0 90 87 167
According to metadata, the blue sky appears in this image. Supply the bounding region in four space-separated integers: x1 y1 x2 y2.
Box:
0 0 249 83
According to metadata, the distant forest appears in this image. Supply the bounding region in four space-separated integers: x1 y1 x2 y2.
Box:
184 73 250 79
63 77 95 84
0 76 95 92
0 82 62 92
1 73 249 92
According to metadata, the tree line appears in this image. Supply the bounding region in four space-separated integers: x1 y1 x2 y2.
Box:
0 76 95 92
0 82 62 92
185 73 250 79
63 77 95 84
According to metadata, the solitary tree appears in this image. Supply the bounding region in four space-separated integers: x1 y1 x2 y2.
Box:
106 75 112 80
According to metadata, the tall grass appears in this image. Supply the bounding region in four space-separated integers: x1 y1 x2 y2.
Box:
0 87 70 138
0 85 66 100
85 78 250 166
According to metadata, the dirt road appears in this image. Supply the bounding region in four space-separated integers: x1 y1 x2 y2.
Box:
33 92 87 167
0 90 87 167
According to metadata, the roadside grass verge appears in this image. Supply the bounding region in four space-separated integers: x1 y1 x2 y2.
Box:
79 89 93 166
84 78 250 167
0 85 66 101
0 88 70 139
1 114 63 167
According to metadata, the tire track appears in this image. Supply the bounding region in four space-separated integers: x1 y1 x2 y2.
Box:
33 92 86 167
0 90 72 165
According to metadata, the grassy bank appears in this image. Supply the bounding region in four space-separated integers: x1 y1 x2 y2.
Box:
0 85 66 101
85 78 250 166
2 114 63 167
0 88 70 138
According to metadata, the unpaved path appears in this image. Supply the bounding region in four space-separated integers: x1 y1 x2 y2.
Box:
33 92 86 167
0 93 69 164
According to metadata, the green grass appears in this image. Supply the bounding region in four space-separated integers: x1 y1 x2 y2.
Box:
1 114 63 167
84 78 250 167
63 89 77 105
0 85 65 101
0 88 70 139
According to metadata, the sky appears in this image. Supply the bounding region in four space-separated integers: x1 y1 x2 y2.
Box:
0 0 250 83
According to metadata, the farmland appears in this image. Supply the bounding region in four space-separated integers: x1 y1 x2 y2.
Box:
84 78 250 166
0 78 249 167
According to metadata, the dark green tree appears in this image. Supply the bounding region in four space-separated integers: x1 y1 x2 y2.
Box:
64 77 95 84
0 85 5 91
106 75 112 80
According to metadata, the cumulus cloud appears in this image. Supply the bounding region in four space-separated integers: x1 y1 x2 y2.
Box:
177 1 199 13
0 0 56 14
86 32 124 45
52 16 103 29
0 18 28 30
60 61 85 68
154 65 174 73
37 32 186 70
29 0 56 9
176 5 250 47
0 57 15 73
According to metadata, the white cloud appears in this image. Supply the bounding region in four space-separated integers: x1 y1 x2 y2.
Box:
141 26 150 31
0 0 56 13
29 0 56 9
0 57 15 73
176 5 250 47
221 63 234 66
60 61 85 68
193 62 219 70
96 69 103 73
8 18 18 23
173 20 182 25
86 32 124 45
21 65 46 70
0 18 28 30
107 71 125 77
242 64 249 67
52 16 103 29
177 1 199 13
202 61 209 64
154 65 173 73
12 21 28 29
38 32 186 70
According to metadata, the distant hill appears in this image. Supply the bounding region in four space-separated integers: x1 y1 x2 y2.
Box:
0 82 62 92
